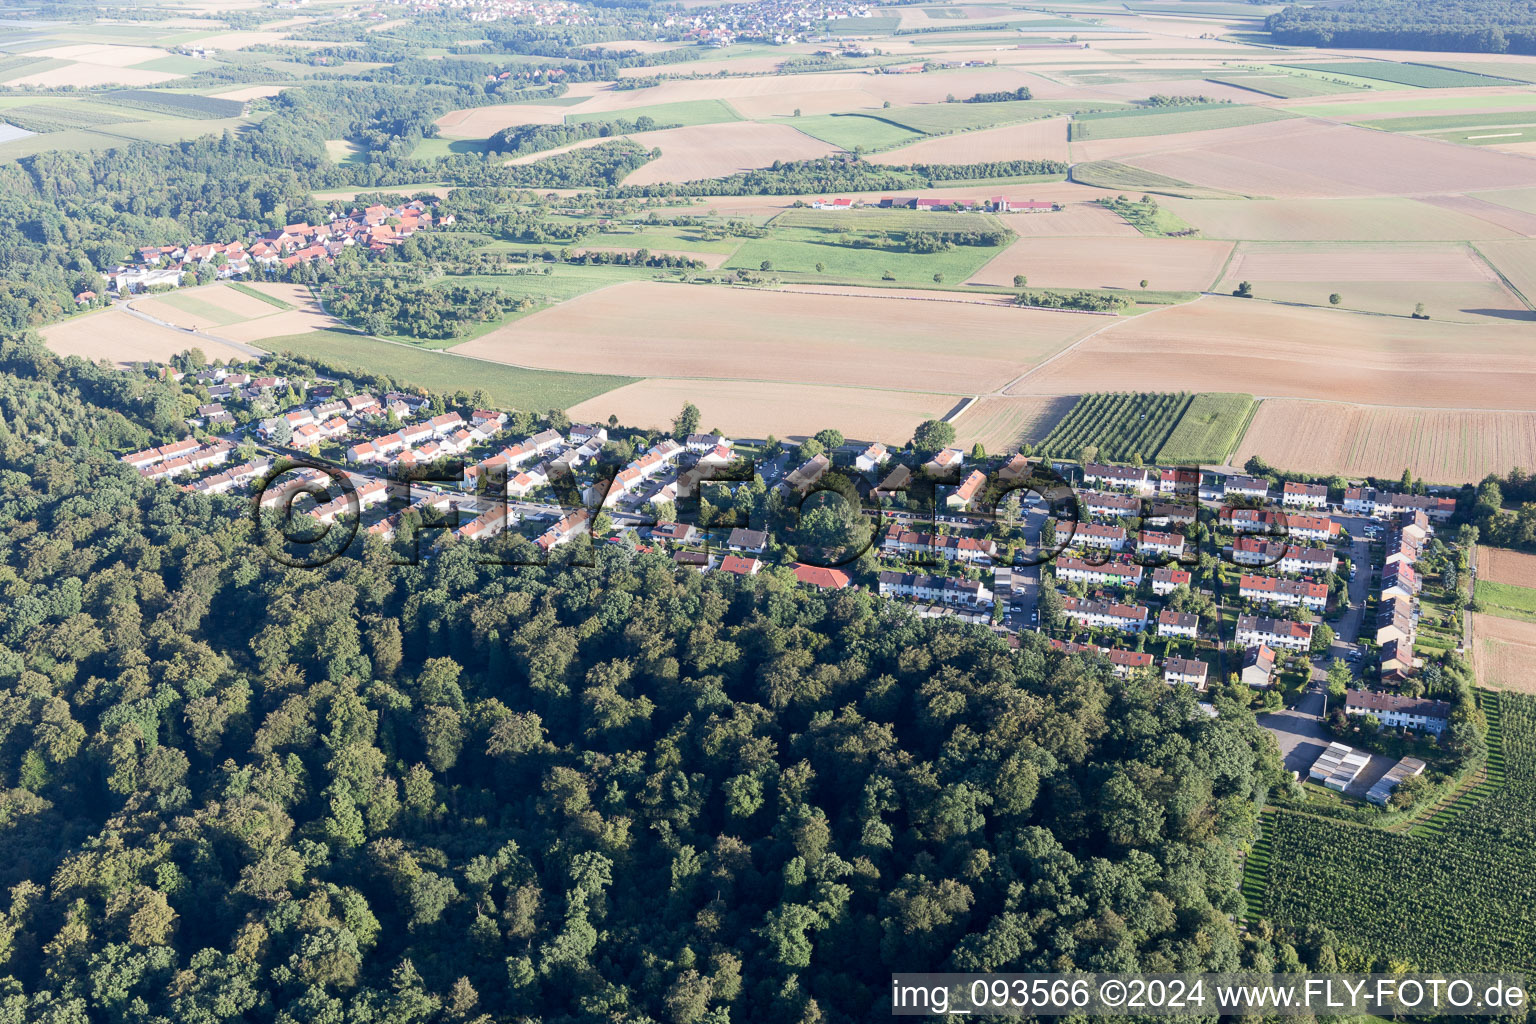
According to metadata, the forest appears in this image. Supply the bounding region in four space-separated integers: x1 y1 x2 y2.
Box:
1265 0 1536 54
0 334 1372 1024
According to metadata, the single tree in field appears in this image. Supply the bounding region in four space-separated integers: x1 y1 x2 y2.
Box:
1329 293 1341 305
760 260 773 272
1139 279 1148 289
1013 274 1027 287
1233 281 1254 298
815 262 825 273
1413 302 1429 319
933 272 944 284
674 402 701 438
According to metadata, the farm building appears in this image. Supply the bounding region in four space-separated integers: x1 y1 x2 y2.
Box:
1309 742 1371 792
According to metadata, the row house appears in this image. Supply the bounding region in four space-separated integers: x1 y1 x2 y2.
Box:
1281 481 1328 508
1223 508 1287 534
472 410 509 432
1380 561 1420 601
1232 537 1338 574
1239 574 1328 611
506 462 549 498
463 429 564 486
1223 474 1270 500
185 457 272 495
1151 566 1192 596
458 508 513 542
997 453 1031 482
1164 657 1209 690
685 432 729 452
882 527 998 564
1061 596 1149 633
257 468 329 510
1054 520 1127 551
122 437 201 470
1083 463 1154 494
1157 609 1199 639
1049 639 1154 679
1286 514 1340 543
1376 596 1416 646
877 571 994 608
1081 490 1141 517
1137 530 1185 559
1054 557 1143 588
1159 467 1199 494
1344 690 1450 734
537 508 590 552
1148 500 1197 526
1236 614 1313 652
310 478 389 524
1380 637 1414 682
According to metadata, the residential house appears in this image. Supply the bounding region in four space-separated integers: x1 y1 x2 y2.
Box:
727 527 769 554
1164 657 1208 690
1223 474 1271 500
1054 557 1144 588
1239 574 1328 611
791 563 851 590
1083 463 1154 494
1157 609 1198 639
782 453 830 495
1137 530 1185 559
1236 614 1313 652
877 571 993 608
1054 521 1127 551
924 447 964 475
537 508 590 552
1151 566 1192 596
1241 644 1277 688
1345 690 1450 734
1061 596 1149 633
1049 640 1154 679
1158 467 1199 494
1081 490 1141 517
719 555 761 576
947 469 987 510
1282 481 1328 508
650 522 699 546
882 527 997 564
856 442 890 473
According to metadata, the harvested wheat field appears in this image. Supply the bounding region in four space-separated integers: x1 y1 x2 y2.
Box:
34 43 169 66
1479 546 1536 588
567 378 959 444
1009 296 1536 409
43 309 251 366
6 62 179 87
1473 614 1536 693
621 123 841 186
780 284 1014 305
1419 195 1536 238
214 84 289 101
1161 197 1523 241
1231 400 1536 483
969 236 1232 291
870 118 1070 165
952 396 1077 453
1215 241 1529 323
1003 203 1141 238
130 284 282 328
182 30 298 48
1126 119 1536 198
436 104 574 136
1480 240 1536 303
454 280 1100 393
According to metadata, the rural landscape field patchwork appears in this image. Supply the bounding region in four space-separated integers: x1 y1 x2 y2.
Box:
9 0 1536 1016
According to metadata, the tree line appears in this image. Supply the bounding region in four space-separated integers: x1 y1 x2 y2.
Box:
1265 0 1536 54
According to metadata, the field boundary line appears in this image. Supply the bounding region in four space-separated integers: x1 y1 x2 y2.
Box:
1469 242 1536 311
998 295 1199 397
1226 395 1264 464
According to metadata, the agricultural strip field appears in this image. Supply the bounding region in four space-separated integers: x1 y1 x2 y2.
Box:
1476 580 1536 623
1275 61 1515 89
868 117 1069 164
42 308 251 366
1231 400 1536 483
1009 297 1536 411
1159 197 1527 241
877 99 1121 134
950 395 1077 454
567 378 960 444
1359 110 1536 135
722 227 1004 284
1205 74 1363 99
1215 241 1528 324
773 113 924 152
132 283 287 328
1034 392 1192 462
620 122 839 186
967 236 1232 291
1119 120 1536 199
1154 392 1256 464
565 98 741 127
1255 691 1536 972
1478 547 1536 589
264 329 632 411
1479 241 1536 307
1067 104 1294 142
450 280 1101 394
1473 615 1536 694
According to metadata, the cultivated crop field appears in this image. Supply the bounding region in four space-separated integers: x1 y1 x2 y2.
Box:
42 308 251 366
452 280 1099 394
1276 60 1511 88
1034 391 1192 461
1480 240 1536 306
567 378 959 444
1010 298 1536 410
1154 392 1257 464
776 113 924 152
869 117 1069 164
1479 547 1536 589
951 395 1076 454
1068 104 1293 142
130 283 288 328
621 122 839 185
1232 400 1536 482
1476 580 1536 623
1161 197 1525 242
968 236 1232 291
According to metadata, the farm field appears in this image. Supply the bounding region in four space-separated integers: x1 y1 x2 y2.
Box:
264 329 633 411
1479 546 1536 589
129 283 282 328
1276 60 1513 88
1003 203 1143 237
1479 240 1536 306
1473 615 1536 693
621 122 839 186
567 378 960 444
1476 580 1536 623
1155 392 1257 464
967 236 1232 291
773 113 924 152
1160 197 1526 241
1035 392 1193 462
722 226 1004 285
42 308 251 366
950 395 1077 453
451 280 1100 394
1009 297 1536 410
868 117 1070 164
1068 104 1294 142
1231 400 1536 482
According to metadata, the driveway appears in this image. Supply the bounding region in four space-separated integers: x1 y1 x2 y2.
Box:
1259 687 1395 797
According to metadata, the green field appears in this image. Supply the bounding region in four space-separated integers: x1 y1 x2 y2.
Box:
1426 60 1536 84
1362 109 1536 133
264 328 635 410
410 136 491 159
1205 74 1363 99
771 113 924 151
566 98 742 127
1037 392 1193 462
1070 104 1294 141
229 282 293 310
446 265 660 307
722 226 1003 284
1155 392 1257 464
152 290 248 327
1428 126 1536 147
1476 580 1536 623
1277 60 1512 89
879 99 1123 134
1292 93 1536 119
771 208 1006 232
